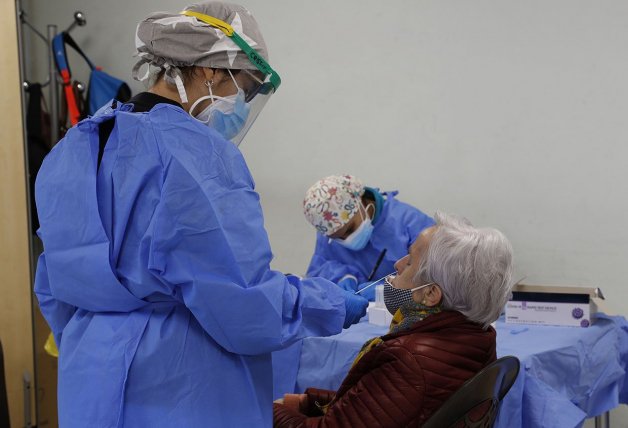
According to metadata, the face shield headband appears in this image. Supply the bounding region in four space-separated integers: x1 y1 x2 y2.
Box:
180 10 281 146
180 10 281 91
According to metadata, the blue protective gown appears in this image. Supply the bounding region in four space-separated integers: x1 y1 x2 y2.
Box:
34 99 346 428
306 190 435 284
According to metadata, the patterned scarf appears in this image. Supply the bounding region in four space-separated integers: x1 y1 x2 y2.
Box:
351 302 442 368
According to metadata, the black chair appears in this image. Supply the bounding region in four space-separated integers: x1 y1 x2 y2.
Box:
0 340 10 428
422 356 520 428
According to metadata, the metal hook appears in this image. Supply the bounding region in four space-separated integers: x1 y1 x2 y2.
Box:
66 11 86 33
19 9 47 44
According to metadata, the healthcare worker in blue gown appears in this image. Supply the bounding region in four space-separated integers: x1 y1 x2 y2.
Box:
304 174 435 300
33 3 368 427
271 175 434 400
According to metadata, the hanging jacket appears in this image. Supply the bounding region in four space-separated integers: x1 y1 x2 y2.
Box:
273 311 497 427
26 83 51 233
34 94 346 428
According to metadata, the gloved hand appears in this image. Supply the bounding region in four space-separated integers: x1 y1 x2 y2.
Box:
337 276 358 292
356 282 376 301
340 289 369 329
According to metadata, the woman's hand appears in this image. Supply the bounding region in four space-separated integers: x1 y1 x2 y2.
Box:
283 393 308 412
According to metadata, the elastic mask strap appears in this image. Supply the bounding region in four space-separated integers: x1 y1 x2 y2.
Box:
327 202 368 245
207 79 214 100
358 200 373 223
227 69 241 92
189 80 238 117
188 81 214 118
409 282 435 293
357 203 366 222
189 95 213 119
204 80 235 103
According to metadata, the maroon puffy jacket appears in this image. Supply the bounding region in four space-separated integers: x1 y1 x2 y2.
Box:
273 310 496 427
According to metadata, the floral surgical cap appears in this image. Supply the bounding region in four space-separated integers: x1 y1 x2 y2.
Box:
303 175 365 235
133 1 268 102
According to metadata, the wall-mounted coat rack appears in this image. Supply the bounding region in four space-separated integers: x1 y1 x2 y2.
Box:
18 7 87 146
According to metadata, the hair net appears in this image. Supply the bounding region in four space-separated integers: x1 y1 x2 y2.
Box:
303 175 366 235
133 1 269 102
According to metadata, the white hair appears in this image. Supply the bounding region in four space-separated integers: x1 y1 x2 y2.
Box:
414 212 514 328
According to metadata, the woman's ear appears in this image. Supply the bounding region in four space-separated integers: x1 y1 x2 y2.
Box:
202 67 231 85
424 284 442 307
199 67 217 83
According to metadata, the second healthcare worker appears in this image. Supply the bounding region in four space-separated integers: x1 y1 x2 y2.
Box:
304 174 435 299
34 2 367 427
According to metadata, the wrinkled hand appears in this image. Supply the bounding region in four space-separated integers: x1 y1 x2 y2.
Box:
337 277 358 292
340 289 368 328
356 282 376 301
283 393 308 412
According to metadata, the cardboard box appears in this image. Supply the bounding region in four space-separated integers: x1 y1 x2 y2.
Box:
505 284 604 328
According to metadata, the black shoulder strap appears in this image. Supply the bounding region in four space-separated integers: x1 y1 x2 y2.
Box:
98 119 115 170
97 101 118 170
60 32 95 77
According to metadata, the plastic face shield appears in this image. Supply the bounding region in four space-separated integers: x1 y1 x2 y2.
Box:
181 10 281 146
230 69 275 146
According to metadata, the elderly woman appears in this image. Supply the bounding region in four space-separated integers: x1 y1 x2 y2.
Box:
273 212 514 427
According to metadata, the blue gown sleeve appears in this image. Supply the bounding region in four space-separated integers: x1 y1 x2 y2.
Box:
34 253 77 347
305 235 361 283
148 135 345 356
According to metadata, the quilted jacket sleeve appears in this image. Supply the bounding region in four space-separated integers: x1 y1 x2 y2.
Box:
273 345 426 427
304 388 336 414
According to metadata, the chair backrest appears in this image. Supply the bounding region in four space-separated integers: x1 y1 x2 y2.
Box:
422 356 520 428
0 340 10 428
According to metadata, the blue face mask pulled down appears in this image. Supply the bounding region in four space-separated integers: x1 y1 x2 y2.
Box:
189 71 251 142
193 89 250 141
205 89 250 140
336 205 374 251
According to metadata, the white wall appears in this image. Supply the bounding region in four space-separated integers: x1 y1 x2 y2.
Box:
21 0 628 425
24 0 628 310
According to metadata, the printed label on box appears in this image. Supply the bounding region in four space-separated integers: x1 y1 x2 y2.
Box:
505 301 591 327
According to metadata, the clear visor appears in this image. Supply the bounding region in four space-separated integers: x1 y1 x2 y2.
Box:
230 70 276 147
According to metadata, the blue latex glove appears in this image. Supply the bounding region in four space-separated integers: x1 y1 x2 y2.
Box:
337 277 358 292
356 282 376 301
340 289 369 328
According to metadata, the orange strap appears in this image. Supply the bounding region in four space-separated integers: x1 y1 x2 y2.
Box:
60 69 81 125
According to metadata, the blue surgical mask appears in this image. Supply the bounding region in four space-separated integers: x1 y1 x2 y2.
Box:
190 71 251 141
204 89 250 140
336 204 374 251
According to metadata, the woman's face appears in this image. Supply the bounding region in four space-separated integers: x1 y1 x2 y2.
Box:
328 199 374 241
391 226 436 299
